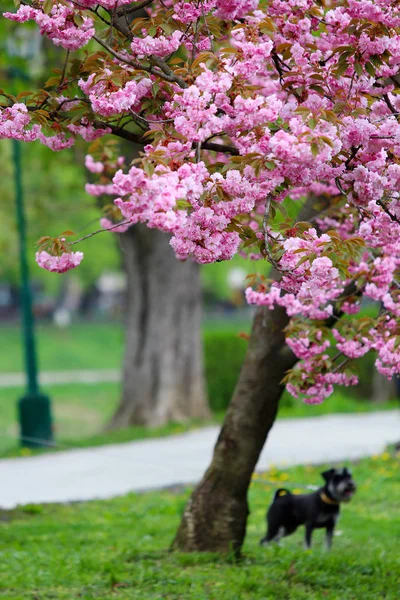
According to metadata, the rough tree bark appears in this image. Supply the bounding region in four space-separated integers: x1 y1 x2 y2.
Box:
109 225 210 428
172 302 295 554
172 196 326 555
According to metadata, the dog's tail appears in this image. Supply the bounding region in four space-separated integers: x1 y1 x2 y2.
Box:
274 488 292 500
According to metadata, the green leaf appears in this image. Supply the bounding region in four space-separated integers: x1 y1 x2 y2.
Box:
44 76 61 89
74 14 84 27
43 0 53 15
311 141 319 157
242 235 257 248
354 62 363 77
334 61 349 77
36 236 51 247
175 199 192 210
365 62 375 77
333 101 347 114
319 135 333 148
309 85 325 97
308 116 317 129
295 255 310 268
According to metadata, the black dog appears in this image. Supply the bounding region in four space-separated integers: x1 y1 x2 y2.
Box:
260 467 356 550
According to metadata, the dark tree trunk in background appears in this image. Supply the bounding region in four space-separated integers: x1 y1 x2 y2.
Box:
372 370 395 403
172 303 296 554
109 225 209 428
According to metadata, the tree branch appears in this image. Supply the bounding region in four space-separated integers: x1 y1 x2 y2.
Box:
262 194 289 272
93 121 240 154
70 220 132 245
383 93 398 117
92 35 188 87
376 199 400 224
116 0 154 17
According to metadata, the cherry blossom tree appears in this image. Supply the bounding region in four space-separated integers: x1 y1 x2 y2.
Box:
2 0 400 552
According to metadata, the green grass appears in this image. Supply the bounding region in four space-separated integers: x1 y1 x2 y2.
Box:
0 322 125 373
0 320 252 374
0 382 396 458
1 455 399 599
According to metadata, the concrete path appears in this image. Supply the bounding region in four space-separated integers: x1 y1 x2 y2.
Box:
1 411 398 509
0 369 120 387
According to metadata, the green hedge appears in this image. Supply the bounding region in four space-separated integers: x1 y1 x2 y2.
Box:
203 328 248 412
203 328 380 412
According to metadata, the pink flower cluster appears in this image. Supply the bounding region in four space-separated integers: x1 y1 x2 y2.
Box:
0 104 109 149
215 0 258 20
130 31 183 58
111 160 241 263
85 155 104 174
0 104 39 142
36 251 84 273
77 0 132 8
173 1 217 24
79 73 152 117
247 230 344 320
4 4 94 51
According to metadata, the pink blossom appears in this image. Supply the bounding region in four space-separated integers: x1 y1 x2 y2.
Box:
79 75 152 117
36 251 84 273
68 120 111 141
215 0 258 20
173 1 217 23
0 104 40 142
85 155 104 174
130 31 183 58
38 132 74 151
5 4 95 51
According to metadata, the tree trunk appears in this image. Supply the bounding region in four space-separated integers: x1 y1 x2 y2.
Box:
372 369 395 403
172 195 326 555
109 225 210 428
172 303 296 554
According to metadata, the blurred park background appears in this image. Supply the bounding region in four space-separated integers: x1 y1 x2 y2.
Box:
0 10 399 458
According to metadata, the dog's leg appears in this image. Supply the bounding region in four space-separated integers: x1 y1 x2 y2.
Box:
273 526 286 546
325 521 335 550
260 525 285 547
304 524 313 550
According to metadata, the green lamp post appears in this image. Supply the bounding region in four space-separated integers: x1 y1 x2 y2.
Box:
7 32 54 448
12 139 53 448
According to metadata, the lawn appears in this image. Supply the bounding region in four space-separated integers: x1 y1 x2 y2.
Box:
0 322 125 373
1 455 399 599
0 319 251 374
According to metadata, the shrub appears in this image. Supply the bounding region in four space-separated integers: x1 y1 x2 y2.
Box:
203 327 384 412
203 327 248 412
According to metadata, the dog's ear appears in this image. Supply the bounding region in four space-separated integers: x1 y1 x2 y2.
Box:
321 468 335 482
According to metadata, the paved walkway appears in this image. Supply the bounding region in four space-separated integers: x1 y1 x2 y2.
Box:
0 369 120 387
0 411 398 509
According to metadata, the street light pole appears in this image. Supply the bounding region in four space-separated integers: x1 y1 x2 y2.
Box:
12 138 53 448
13 139 39 396
6 27 54 448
